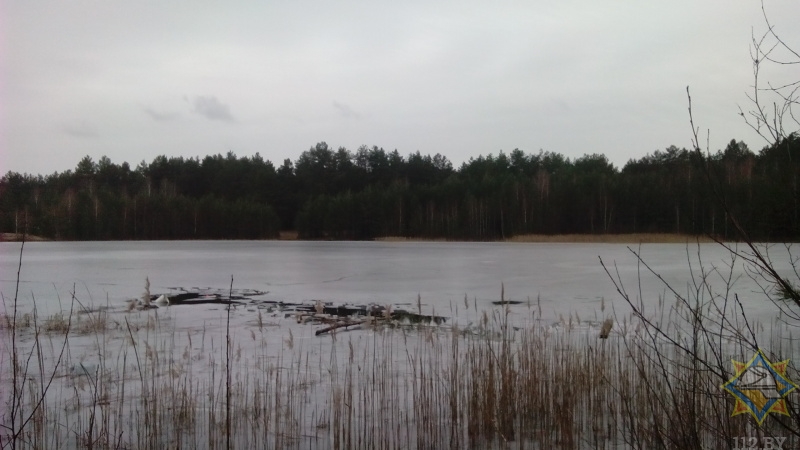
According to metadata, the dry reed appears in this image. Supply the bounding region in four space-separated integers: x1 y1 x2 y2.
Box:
3 264 800 449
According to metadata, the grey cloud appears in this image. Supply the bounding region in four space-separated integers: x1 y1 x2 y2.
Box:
192 96 235 122
5 1 797 176
62 121 98 138
144 107 180 122
333 101 361 119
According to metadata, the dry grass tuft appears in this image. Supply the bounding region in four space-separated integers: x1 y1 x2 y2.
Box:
0 313 33 330
599 318 613 339
73 311 110 335
42 313 70 333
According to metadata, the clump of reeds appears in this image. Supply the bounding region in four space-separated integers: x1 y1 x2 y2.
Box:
599 318 613 338
0 312 32 329
5 273 799 449
42 312 70 333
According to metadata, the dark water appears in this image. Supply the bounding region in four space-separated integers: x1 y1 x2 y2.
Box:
0 240 790 323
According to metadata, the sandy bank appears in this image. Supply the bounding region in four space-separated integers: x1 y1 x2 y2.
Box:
376 233 715 244
0 233 50 242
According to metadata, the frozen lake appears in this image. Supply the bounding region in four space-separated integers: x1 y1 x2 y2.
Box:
2 240 798 448
0 240 791 325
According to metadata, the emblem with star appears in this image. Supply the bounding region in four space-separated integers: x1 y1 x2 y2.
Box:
721 349 797 426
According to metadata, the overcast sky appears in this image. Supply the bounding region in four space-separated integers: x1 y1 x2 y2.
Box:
2 1 799 175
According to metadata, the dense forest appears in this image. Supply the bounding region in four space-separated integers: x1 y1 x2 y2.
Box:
1 135 798 241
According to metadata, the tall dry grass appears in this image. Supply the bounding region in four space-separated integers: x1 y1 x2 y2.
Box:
2 294 798 449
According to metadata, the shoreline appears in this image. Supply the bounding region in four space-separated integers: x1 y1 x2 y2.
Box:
325 232 718 243
0 233 51 242
0 232 723 244
503 233 716 244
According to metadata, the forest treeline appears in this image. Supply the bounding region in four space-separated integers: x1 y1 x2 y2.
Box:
1 136 798 241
